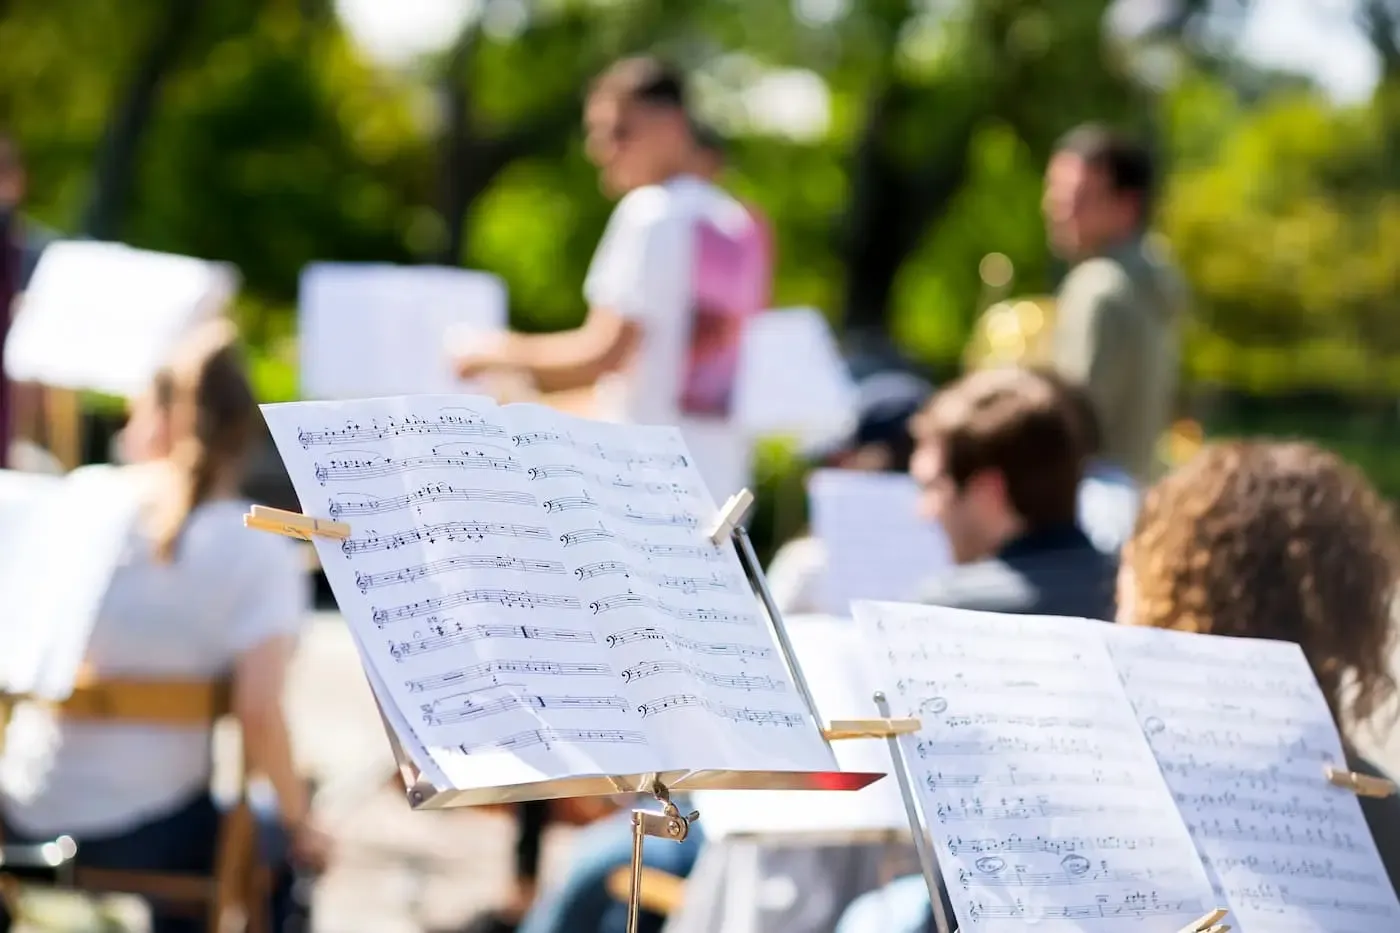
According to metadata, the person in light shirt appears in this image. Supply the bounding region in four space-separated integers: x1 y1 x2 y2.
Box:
0 321 328 933
455 57 771 506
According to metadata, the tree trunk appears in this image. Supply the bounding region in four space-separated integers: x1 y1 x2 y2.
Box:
82 0 206 240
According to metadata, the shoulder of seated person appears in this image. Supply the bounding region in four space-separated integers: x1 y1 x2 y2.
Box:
614 184 683 223
916 560 1035 610
1062 256 1134 297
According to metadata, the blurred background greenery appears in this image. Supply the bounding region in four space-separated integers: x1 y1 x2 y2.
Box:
5 0 1400 555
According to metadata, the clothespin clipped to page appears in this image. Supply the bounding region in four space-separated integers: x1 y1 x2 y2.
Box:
822 718 922 741
243 505 351 542
706 489 756 545
1178 908 1229 933
1325 765 1397 799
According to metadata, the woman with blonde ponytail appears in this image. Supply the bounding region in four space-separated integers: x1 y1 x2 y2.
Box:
0 321 329 933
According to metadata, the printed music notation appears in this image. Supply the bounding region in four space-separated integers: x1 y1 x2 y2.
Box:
853 601 1217 932
262 394 836 789
575 560 741 594
405 659 614 693
635 692 806 727
328 483 536 518
371 588 582 625
341 520 549 555
1106 624 1400 932
422 691 630 726
313 444 523 484
588 591 756 625
458 727 650 755
389 622 596 659
297 409 507 446
357 556 566 592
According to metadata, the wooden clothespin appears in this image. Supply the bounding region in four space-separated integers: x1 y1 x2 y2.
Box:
1178 908 1229 933
706 489 755 545
822 718 922 741
242 505 351 542
1325 765 1397 799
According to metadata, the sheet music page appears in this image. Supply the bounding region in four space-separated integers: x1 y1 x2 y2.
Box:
261 395 835 792
691 614 908 840
1105 625 1400 933
298 263 506 400
852 601 1215 932
732 308 858 451
0 466 147 699
3 241 236 398
808 470 951 616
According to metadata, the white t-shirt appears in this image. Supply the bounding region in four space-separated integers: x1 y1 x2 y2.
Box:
584 175 771 504
0 497 310 838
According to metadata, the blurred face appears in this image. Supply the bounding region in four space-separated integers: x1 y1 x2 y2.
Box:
1042 152 1136 261
0 160 23 215
585 96 686 197
118 390 173 464
910 440 1009 565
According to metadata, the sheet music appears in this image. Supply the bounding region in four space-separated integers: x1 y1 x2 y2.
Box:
732 308 858 452
691 614 909 839
4 241 236 398
808 470 951 616
1106 625 1400 933
0 466 147 699
298 263 506 400
261 395 836 791
853 601 1215 932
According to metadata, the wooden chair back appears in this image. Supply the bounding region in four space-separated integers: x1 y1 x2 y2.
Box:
0 673 268 933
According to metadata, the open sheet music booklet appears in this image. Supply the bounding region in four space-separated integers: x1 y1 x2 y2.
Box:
262 395 840 796
856 601 1400 933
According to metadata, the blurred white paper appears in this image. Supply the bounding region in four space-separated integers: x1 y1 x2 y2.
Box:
4 241 237 398
691 615 907 840
809 470 951 616
299 262 507 400
0 465 145 700
733 308 857 450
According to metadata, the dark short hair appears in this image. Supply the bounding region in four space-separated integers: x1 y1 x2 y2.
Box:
1055 123 1154 211
590 57 688 111
1036 368 1102 458
910 367 1085 528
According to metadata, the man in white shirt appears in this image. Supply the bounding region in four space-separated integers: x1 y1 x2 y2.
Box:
455 58 770 504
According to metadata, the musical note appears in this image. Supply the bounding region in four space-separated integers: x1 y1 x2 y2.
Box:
390 622 596 659
637 692 805 727
328 484 536 518
314 444 522 483
372 588 582 625
357 555 566 592
620 659 783 692
853 602 1218 933
458 727 650 755
423 692 630 725
588 591 755 625
298 409 506 447
1106 624 1400 931
406 659 613 693
341 521 550 555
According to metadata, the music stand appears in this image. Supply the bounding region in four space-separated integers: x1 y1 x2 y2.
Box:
247 487 919 932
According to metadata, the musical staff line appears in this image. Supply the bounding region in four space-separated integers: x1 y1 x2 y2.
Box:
357 556 567 592
389 622 595 660
457 727 649 755
372 588 582 625
636 692 806 727
423 692 630 726
315 444 522 484
328 483 536 518
620 659 784 692
405 659 613 693
341 521 550 556
297 409 506 447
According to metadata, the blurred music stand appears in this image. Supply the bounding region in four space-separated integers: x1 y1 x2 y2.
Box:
247 487 917 933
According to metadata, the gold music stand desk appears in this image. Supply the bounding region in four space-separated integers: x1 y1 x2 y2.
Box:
247 488 917 933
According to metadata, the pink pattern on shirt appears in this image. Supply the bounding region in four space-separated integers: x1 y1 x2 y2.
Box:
680 204 773 417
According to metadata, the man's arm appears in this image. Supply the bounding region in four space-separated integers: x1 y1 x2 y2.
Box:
459 309 642 393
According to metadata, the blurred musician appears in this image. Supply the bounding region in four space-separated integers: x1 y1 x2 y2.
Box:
906 367 1116 618
1118 440 1400 884
1043 125 1185 484
454 57 769 505
0 321 327 933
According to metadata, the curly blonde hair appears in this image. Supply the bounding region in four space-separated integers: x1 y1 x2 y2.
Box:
1124 440 1400 733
